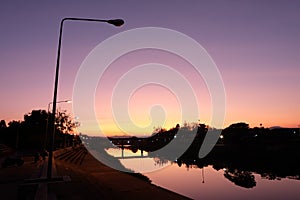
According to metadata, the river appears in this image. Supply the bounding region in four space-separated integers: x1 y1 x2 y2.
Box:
105 148 300 200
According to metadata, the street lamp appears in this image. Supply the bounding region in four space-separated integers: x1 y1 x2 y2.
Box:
44 100 72 149
47 17 124 179
48 100 72 113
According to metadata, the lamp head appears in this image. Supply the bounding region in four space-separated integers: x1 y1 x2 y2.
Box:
107 19 124 27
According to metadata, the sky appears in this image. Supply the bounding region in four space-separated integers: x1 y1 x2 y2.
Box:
1 0 300 136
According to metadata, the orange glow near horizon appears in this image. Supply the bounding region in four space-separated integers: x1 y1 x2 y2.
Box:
73 48 300 136
86 49 217 136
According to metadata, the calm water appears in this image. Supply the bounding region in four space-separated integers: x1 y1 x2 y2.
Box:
106 148 300 200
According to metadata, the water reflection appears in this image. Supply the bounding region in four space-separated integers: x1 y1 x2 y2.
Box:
105 148 171 173
80 125 300 199
223 169 256 188
81 132 300 187
173 142 300 188
104 143 300 191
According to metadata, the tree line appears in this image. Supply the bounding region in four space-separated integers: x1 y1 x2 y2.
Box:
0 109 79 151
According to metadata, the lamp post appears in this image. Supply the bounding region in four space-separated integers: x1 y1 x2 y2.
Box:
48 100 72 113
44 100 71 149
47 17 124 179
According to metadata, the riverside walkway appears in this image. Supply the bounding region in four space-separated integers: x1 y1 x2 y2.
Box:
0 147 190 200
49 147 190 199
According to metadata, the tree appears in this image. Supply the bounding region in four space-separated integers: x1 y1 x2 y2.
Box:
4 120 22 148
55 111 77 134
0 120 7 129
222 122 250 145
227 122 249 129
0 110 79 149
0 120 7 143
52 110 78 148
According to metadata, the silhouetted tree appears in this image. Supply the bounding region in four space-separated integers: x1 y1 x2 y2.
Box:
21 110 48 149
0 120 7 129
47 110 78 149
4 120 22 148
222 122 250 145
55 111 77 134
0 120 7 143
0 109 78 150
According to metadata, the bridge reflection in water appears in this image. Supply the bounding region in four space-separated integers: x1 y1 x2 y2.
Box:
107 147 149 159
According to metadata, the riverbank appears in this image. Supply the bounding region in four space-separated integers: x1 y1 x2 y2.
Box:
0 147 190 199
47 148 190 199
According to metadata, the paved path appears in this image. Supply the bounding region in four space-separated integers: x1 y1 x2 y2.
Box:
49 149 190 200
0 148 190 200
0 155 45 200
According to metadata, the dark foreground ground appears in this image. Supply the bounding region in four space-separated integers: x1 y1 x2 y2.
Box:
0 147 189 200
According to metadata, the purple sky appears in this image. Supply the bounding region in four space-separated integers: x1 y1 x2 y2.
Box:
1 0 300 131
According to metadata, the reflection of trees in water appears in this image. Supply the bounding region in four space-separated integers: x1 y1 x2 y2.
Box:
151 143 300 189
261 173 282 180
223 169 256 188
162 122 300 189
153 157 169 166
286 175 300 180
171 152 300 189
82 122 300 189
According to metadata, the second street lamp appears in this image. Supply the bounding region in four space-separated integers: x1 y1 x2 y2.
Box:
48 100 72 114
47 17 124 180
44 100 72 149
